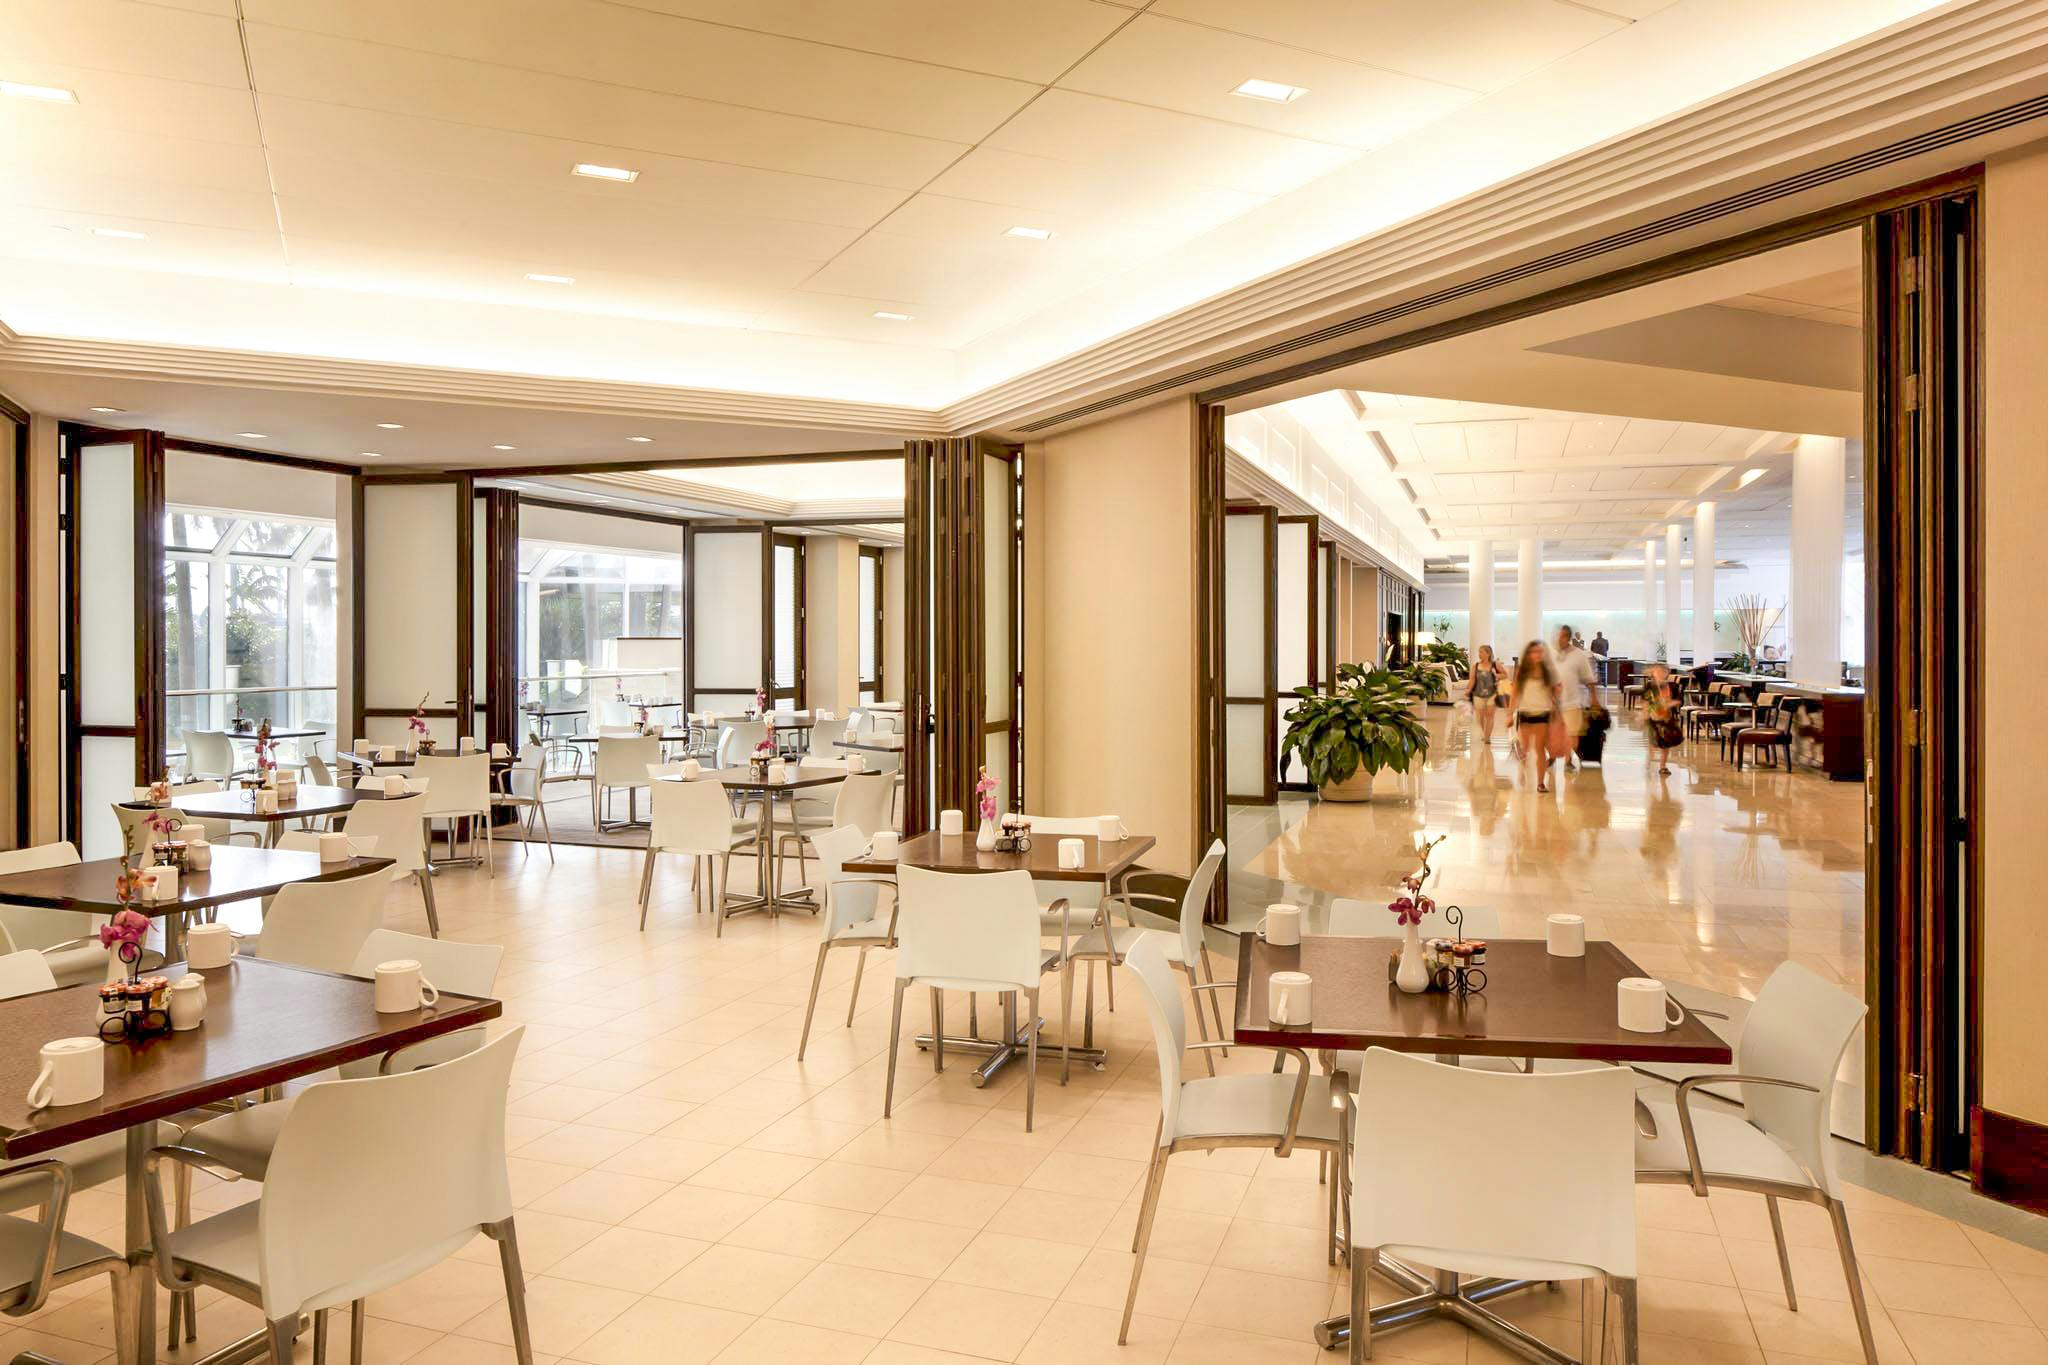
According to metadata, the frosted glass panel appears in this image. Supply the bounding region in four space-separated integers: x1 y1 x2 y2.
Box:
363 483 457 718
857 556 878 680
1225 703 1265 799
984 455 1012 722
1224 514 1266 698
78 442 136 727
772 543 797 689
694 532 762 691
81 735 136 861
982 732 1011 816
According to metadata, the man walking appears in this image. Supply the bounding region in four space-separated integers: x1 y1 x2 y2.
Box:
1554 625 1598 771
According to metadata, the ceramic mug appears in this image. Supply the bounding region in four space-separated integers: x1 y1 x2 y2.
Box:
845 753 866 773
870 830 900 859
680 759 702 781
1096 816 1122 843
938 809 965 837
1617 977 1686 1033
374 960 440 1014
353 739 372 756
459 735 477 753
317 832 353 863
1057 837 1086 870
1268 971 1313 1026
168 975 208 1031
140 864 179 901
1259 903 1302 947
185 921 240 969
383 775 407 797
1546 913 1587 958
254 789 279 814
27 1037 104 1110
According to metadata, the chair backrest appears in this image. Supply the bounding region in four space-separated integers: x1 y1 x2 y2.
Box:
1019 813 1111 836
597 724 640 737
830 772 894 836
0 949 58 999
335 793 429 875
1125 935 1190 1147
1325 898 1500 941
716 720 767 769
893 866 1043 992
257 867 392 975
594 736 660 788
1735 962 1867 1195
112 802 179 858
183 730 237 778
854 748 901 776
351 929 504 999
1353 1047 1638 1278
354 773 421 792
1175 841 1226 968
809 825 887 941
415 753 491 816
257 1026 523 1321
306 754 333 786
648 777 737 855
0 842 101 950
504 745 545 800
274 831 380 858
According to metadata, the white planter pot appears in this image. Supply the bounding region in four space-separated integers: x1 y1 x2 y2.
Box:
1319 769 1376 803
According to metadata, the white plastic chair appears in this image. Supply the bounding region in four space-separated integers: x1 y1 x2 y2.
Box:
795 825 897 1060
715 719 768 770
1347 1047 1640 1365
1635 962 1876 1363
884 866 1056 1131
144 1028 532 1365
0 842 112 987
776 772 889 896
592 735 659 832
180 729 244 783
1126 842 1227 1074
175 930 506 1183
490 744 554 863
1119 934 1347 1344
250 865 391 975
639 777 754 933
334 793 438 937
416 753 494 876
1018 813 1134 1080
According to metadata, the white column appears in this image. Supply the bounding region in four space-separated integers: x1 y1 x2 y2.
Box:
1790 435 1848 687
1517 536 1542 652
1642 538 1658 659
1467 539 1493 656
1664 524 1683 664
1692 502 1717 668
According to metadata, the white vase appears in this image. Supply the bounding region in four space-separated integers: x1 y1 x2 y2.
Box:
1395 922 1430 994
976 821 998 851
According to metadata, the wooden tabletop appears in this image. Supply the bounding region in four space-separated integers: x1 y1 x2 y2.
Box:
0 846 393 919
562 730 690 744
1232 935 1732 1064
843 831 1156 883
703 712 821 730
834 738 905 753
222 726 325 741
0 957 501 1158
673 766 849 792
155 784 393 823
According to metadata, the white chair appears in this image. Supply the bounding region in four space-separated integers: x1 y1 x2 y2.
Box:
796 825 897 1060
592 735 659 832
417 753 494 876
639 777 755 933
144 1029 532 1365
715 719 768 770
306 753 334 787
273 831 379 858
0 842 114 987
1126 842 1228 1074
491 744 555 863
0 1159 138 1361
334 793 438 937
249 865 391 975
1119 934 1348 1344
1347 1048 1640 1365
884 866 1057 1131
175 931 506 1183
1635 962 1877 1363
1019 813 1131 1081
776 772 889 896
180 729 245 783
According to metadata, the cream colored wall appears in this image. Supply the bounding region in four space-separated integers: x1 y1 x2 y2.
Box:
883 547 905 702
1024 398 1197 873
0 414 16 846
1351 565 1382 667
27 417 60 845
1978 142 2048 1126
804 535 860 712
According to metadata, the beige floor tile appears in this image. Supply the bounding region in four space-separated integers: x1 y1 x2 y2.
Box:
1888 1309 2048 1364
547 1226 711 1295
888 1280 1054 1361
568 1296 751 1365
1164 1323 1319 1365
686 1146 819 1197
769 1262 932 1339
621 1183 767 1242
1860 1255 2033 1324
720 1197 872 1257
942 1231 1090 1299
830 1215 980 1278
1183 1265 1333 1344
923 1138 1050 1188
829 1127 959 1174
366 1257 511 1332
779 1158 917 1213
404 1335 563 1364
453 1274 636 1357
529 1168 677 1224
652 1243 819 1314
1061 1247 1211 1321
1017 1299 1178 1365
988 1187 1120 1247
707 1316 879 1364
598 1134 732 1182
1741 1288 1913 1363
880 1173 1016 1230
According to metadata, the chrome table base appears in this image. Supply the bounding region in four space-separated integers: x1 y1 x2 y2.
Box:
1314 1254 1573 1364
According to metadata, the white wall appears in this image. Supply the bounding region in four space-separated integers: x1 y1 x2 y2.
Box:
805 534 860 712
166 452 341 520
1426 562 1799 658
518 503 682 556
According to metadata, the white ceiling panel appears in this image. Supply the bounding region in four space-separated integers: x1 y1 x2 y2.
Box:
924 146 1269 235
1463 423 1517 462
8 0 251 87
0 65 258 147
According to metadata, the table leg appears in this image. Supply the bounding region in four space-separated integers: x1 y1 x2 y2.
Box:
1311 1256 1574 1362
125 1124 156 1365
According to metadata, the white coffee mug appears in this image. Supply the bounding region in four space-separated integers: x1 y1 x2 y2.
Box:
680 759 702 780
168 975 208 1031
353 739 372 756
459 735 476 753
379 745 398 762
1617 977 1686 1033
938 809 965 837
317 831 353 863
185 921 240 969
261 768 277 789
255 789 279 815
383 775 407 797
870 830 900 860
1268 971 1313 1026
490 742 511 759
374 959 439 1014
141 864 178 901
845 753 866 773
187 838 212 872
1546 913 1587 957
26 1037 104 1110
1260 903 1302 947
1097 816 1122 843
766 759 787 782
1057 837 1085 870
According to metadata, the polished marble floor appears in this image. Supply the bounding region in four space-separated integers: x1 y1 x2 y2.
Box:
17 739 2048 1365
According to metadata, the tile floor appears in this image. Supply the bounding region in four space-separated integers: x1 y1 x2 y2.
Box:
8 757 2045 1365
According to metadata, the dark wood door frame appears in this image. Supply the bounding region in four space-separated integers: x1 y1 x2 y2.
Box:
1275 513 1319 793
480 487 519 752
767 531 807 709
1222 503 1278 806
859 543 885 699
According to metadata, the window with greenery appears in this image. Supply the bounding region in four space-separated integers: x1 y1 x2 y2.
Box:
518 539 683 707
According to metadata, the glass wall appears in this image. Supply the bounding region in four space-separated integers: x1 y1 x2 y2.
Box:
858 546 882 703
518 538 683 713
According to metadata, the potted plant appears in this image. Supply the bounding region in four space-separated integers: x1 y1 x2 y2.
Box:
1281 665 1431 802
1399 663 1448 706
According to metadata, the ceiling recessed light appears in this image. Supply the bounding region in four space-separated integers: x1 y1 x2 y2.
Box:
524 272 574 285
1 80 77 103
92 227 147 240
627 435 654 443
1737 469 1765 488
1232 78 1308 103
375 422 404 430
237 433 268 440
1004 225 1052 241
572 162 639 183
872 310 912 321
359 452 383 459
492 444 516 451
88 406 124 414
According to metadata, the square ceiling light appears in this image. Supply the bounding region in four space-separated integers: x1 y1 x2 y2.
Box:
1232 78 1308 103
572 163 639 183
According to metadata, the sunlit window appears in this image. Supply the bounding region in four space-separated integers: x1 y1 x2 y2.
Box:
517 540 683 712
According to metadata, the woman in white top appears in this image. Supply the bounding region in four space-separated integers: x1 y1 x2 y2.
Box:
1510 641 1563 792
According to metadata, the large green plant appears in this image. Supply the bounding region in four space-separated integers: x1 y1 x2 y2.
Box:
1420 638 1468 671
1282 665 1432 789
1399 663 1448 701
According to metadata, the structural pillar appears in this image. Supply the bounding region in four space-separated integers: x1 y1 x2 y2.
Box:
1664 523 1683 665
1642 538 1658 660
1516 536 1542 653
1692 502 1717 668
1790 435 1848 687
1467 540 1494 656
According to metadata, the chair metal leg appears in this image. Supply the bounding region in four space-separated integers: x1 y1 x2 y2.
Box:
418 869 439 938
638 848 658 929
1349 1244 1374 1362
484 811 494 877
797 943 830 1060
1611 1275 1638 1365
1023 987 1039 1133
175 1159 196 1344
107 1262 137 1365
884 979 907 1117
1179 962 1217 1077
1199 945 1230 1053
1766 1194 1799 1311
931 988 945 1073
350 1299 366 1365
1581 1272 1602 1365
715 856 729 938
1060 956 1074 1085
537 797 554 862
1828 1197 1881 1365
847 946 869 1025
313 1307 330 1365
1120 1146 1168 1344
265 1315 298 1365
488 1217 536 1365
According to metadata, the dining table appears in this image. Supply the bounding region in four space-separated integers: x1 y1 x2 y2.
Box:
833 736 905 755
0 846 392 960
663 766 849 919
1233 933 1732 1363
842 831 1156 1085
0 956 501 1365
150 784 401 847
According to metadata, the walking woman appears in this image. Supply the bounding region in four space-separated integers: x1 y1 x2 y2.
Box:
1643 661 1684 776
1465 644 1505 745
1510 640 1563 792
